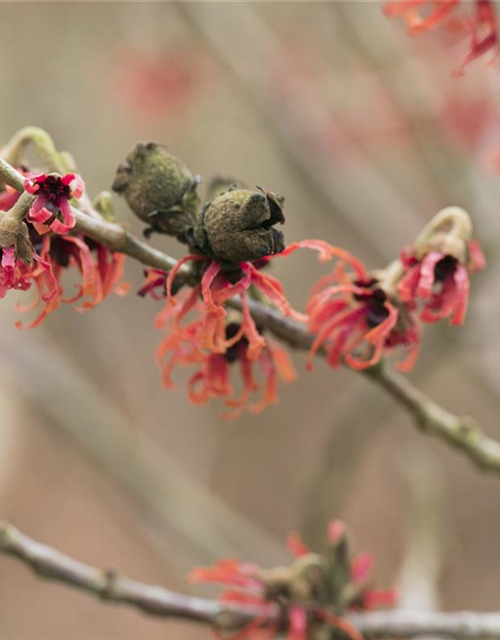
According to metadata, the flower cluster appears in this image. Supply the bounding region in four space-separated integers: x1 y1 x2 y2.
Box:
0 166 129 326
138 200 484 409
113 143 484 413
383 0 499 75
0 133 488 423
306 207 485 371
140 258 298 420
189 519 396 640
138 229 332 418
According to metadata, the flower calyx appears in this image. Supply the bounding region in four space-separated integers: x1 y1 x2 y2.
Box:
412 206 474 265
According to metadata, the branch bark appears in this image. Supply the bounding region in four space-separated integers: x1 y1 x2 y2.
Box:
1 157 500 474
2 521 500 639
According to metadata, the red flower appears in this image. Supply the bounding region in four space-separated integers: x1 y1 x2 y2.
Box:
288 521 398 611
398 238 485 325
383 0 460 34
110 47 211 123
25 172 85 235
16 230 129 329
165 255 303 361
152 287 297 420
454 0 499 75
307 252 420 372
140 240 337 416
0 247 32 298
383 0 499 74
0 185 21 212
189 520 395 640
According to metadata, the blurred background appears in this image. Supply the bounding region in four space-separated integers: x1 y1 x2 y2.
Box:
1 2 500 638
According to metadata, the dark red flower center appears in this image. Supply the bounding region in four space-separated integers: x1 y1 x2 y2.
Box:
434 255 457 283
37 175 72 204
353 280 390 328
224 322 250 363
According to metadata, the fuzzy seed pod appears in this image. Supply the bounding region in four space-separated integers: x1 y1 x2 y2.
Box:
193 188 285 265
112 142 199 241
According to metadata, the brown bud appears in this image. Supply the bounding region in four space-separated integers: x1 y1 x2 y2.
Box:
0 216 33 264
112 142 199 241
193 188 285 265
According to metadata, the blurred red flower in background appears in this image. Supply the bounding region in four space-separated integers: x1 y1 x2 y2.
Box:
189 519 396 640
383 0 499 75
109 47 214 123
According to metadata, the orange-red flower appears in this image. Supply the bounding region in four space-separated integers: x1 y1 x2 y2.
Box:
383 0 499 74
383 0 460 34
0 184 21 212
164 255 299 360
0 247 33 298
189 519 396 640
454 0 499 75
15 229 129 329
140 241 336 416
398 239 485 325
151 286 297 420
307 251 420 371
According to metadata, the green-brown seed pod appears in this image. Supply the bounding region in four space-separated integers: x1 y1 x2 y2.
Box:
112 142 199 242
193 187 285 265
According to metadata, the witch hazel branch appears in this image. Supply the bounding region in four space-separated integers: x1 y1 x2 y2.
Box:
3 519 500 640
0 127 494 473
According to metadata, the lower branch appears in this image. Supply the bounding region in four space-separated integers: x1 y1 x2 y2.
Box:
0 521 227 625
349 611 500 640
2 521 500 639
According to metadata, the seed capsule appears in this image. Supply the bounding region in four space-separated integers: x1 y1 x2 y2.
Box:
193 187 285 265
112 142 199 241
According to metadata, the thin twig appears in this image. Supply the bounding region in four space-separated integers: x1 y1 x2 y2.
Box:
0 521 229 626
1 158 500 474
2 521 500 639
